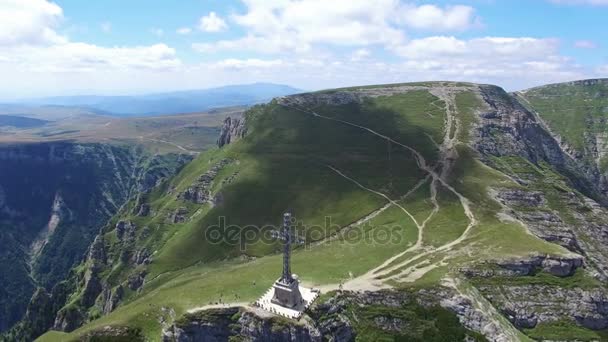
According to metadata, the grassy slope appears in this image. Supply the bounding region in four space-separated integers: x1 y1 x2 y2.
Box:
38 83 576 341
518 80 608 164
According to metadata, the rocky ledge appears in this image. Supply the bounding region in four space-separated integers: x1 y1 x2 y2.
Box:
461 255 584 278
161 289 491 342
217 117 247 148
463 256 608 331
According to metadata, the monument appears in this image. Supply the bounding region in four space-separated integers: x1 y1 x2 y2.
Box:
271 212 303 308
254 211 319 319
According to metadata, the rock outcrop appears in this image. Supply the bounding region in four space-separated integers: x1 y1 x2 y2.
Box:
132 195 151 217
102 285 124 315
162 289 490 342
490 286 608 330
217 117 247 148
169 207 189 223
461 255 584 278
163 307 323 342
0 142 190 335
177 158 234 205
474 85 604 204
463 256 608 331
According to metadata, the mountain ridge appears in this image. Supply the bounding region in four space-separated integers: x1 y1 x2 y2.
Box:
10 83 303 117
2 79 608 341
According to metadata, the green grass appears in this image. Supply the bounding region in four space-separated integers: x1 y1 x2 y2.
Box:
36 330 69 342
521 81 608 154
422 184 468 247
454 91 483 143
470 268 602 290
524 320 608 341
38 203 420 341
344 301 487 342
397 178 435 223
35 83 596 342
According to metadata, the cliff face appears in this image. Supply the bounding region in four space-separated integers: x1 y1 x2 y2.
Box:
470 85 608 280
514 79 608 200
217 116 246 148
474 85 604 204
0 142 190 337
22 80 608 342
162 289 487 342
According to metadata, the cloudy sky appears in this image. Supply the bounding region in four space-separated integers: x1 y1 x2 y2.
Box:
1 0 607 99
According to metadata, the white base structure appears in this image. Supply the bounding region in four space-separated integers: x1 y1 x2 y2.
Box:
255 283 320 320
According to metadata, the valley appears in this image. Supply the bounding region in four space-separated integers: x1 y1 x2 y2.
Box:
2 79 608 341
0 107 242 154
0 108 240 339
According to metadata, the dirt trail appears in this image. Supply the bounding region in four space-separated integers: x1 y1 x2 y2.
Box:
279 87 478 290
326 165 422 230
377 89 478 282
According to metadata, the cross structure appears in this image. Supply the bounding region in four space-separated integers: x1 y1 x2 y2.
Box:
271 212 304 308
254 211 320 319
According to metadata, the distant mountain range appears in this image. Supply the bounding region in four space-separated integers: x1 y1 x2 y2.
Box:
8 83 302 117
0 115 50 128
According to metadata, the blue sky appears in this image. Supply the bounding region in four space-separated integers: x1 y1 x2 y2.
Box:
0 0 606 98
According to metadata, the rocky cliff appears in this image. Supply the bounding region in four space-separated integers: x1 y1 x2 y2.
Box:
22 80 608 342
0 141 190 339
217 116 246 148
161 289 486 342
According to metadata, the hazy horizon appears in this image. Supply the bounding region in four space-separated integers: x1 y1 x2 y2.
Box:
1 0 607 99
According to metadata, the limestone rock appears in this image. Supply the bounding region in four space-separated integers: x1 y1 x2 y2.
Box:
115 220 136 242
169 207 189 223
217 117 247 148
53 305 84 332
102 285 124 315
177 158 234 205
127 271 147 292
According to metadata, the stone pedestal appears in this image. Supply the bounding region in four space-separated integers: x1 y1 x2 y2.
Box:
271 277 303 308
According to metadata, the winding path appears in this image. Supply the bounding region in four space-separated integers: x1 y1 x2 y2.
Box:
279 86 478 289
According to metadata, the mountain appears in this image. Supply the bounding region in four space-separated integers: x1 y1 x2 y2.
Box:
0 104 105 121
0 111 237 339
4 79 608 341
0 107 243 154
19 83 303 117
0 115 49 129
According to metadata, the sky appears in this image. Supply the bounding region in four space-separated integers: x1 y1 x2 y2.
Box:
0 0 607 99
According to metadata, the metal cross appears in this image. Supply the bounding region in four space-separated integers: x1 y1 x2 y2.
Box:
271 212 304 283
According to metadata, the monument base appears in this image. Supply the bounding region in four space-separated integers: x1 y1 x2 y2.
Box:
271 278 303 308
255 283 320 320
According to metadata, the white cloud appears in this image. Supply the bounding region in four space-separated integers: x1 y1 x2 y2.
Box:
0 0 66 46
2 43 180 73
0 0 599 98
193 34 306 54
574 40 598 49
177 27 192 35
383 36 584 89
199 12 228 32
197 1 480 55
212 58 284 69
351 48 371 61
0 0 186 98
231 0 405 48
548 0 608 5
400 4 479 31
393 36 560 61
101 22 112 33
